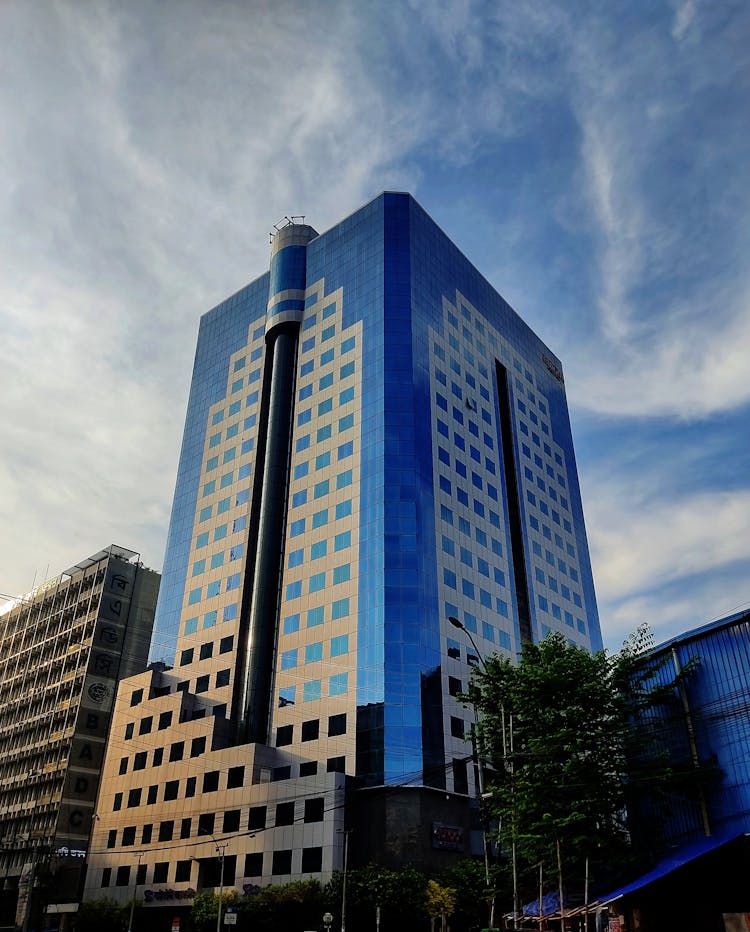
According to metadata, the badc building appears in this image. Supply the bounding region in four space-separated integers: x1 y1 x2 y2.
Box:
85 193 601 916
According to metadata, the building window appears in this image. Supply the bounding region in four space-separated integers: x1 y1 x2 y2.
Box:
198 813 215 836
180 818 192 839
223 810 241 833
127 788 141 808
199 642 213 660
153 863 168 884
329 672 348 696
328 713 346 736
159 710 173 730
303 680 321 702
248 806 266 830
305 642 323 663
130 689 143 707
185 776 197 797
133 752 147 771
118 757 128 775
244 853 263 877
300 761 318 777
158 820 174 842
142 824 153 844
115 865 131 887
113 792 123 811
272 850 293 875
203 771 220 793
170 741 184 762
191 736 206 757
121 826 136 847
304 798 324 823
330 634 348 656
301 719 319 741
219 635 234 653
164 780 179 801
276 802 295 826
216 668 231 687
101 867 111 887
327 756 345 773
276 725 293 747
453 758 469 795
450 717 465 739
175 861 192 883
147 785 158 804
106 830 117 849
153 747 164 766
227 765 244 789
301 847 323 873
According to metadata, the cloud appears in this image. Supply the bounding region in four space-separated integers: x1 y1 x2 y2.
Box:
559 4 750 419
590 488 750 601
0 0 748 666
584 461 750 648
0 0 428 594
671 0 697 42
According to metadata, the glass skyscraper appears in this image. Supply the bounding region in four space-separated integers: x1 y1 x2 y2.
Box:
88 193 600 900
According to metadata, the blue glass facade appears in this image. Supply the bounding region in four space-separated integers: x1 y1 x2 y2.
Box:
150 276 269 665
151 192 602 803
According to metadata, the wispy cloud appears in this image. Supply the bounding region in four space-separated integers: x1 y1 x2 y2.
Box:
0 0 747 653
561 4 750 418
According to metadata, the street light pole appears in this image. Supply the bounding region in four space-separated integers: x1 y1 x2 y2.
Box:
215 840 227 932
127 851 143 932
340 829 350 932
448 617 496 930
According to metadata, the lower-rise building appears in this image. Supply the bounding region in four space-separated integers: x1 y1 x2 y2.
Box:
626 606 750 854
0 546 159 931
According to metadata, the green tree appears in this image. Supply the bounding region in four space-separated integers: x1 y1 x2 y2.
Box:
239 878 323 931
425 879 457 932
469 626 703 903
324 864 428 929
73 898 129 932
191 888 239 932
440 858 508 932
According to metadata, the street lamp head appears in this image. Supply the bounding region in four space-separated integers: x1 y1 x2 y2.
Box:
448 615 464 630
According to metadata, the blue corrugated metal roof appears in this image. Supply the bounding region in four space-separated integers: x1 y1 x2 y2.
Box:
597 833 747 904
652 607 750 655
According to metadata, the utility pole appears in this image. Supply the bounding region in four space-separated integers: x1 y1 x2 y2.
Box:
447 616 497 929
127 851 143 932
340 829 350 932
216 840 227 932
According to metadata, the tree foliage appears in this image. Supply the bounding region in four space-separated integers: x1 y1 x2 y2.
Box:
240 879 324 931
426 879 457 930
191 889 240 931
325 863 428 928
73 898 129 932
468 625 703 898
439 857 508 931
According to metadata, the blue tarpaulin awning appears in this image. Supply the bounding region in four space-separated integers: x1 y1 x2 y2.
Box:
596 832 748 905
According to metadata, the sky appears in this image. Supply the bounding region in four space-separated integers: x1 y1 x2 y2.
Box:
1 0 748 654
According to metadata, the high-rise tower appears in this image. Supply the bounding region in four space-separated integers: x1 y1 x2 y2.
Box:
85 194 600 918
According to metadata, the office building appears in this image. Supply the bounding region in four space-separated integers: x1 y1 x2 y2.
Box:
0 545 159 930
84 193 601 919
